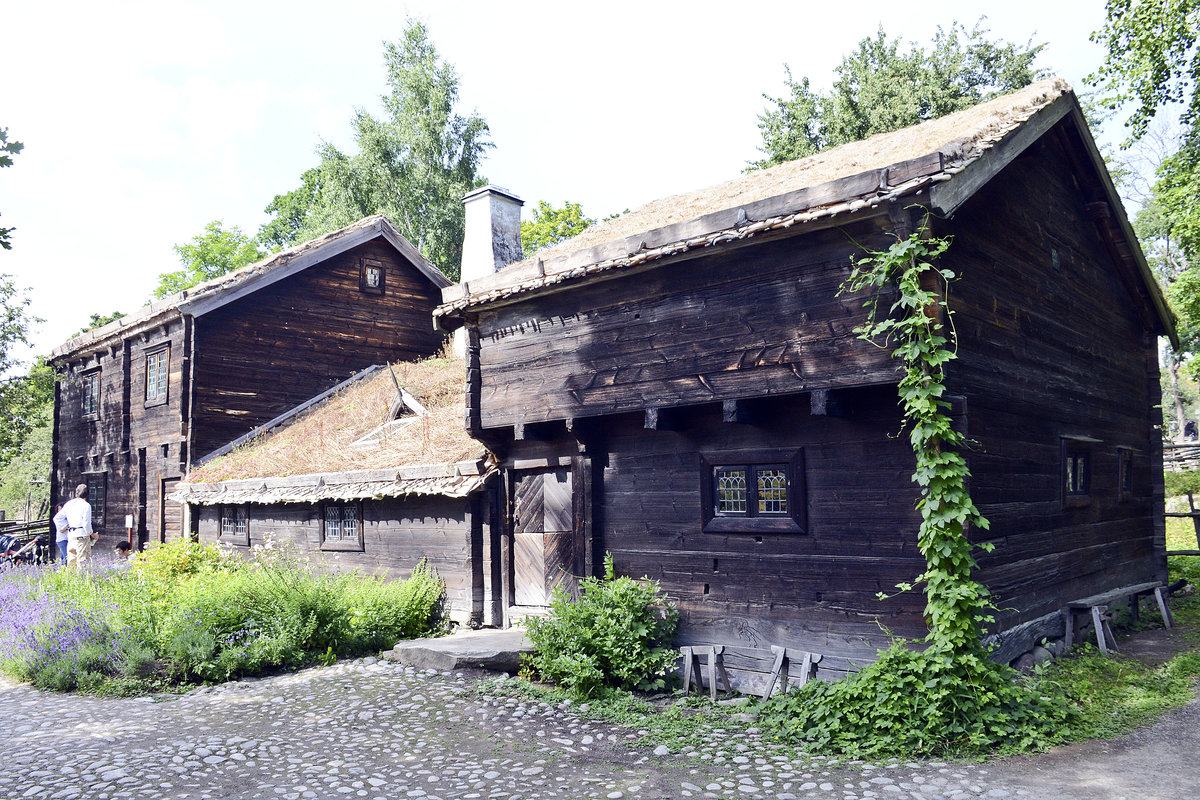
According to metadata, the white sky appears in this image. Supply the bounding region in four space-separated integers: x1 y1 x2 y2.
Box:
1 0 1114 361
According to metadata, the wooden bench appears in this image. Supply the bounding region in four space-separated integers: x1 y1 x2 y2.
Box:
681 644 822 700
1061 581 1173 655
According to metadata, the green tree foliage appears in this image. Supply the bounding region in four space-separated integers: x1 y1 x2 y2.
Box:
0 127 23 250
260 21 491 280
257 168 324 253
0 274 38 378
520 201 596 257
1093 1 1200 425
0 357 53 466
0 407 50 519
153 221 264 299
78 311 126 335
751 21 1044 168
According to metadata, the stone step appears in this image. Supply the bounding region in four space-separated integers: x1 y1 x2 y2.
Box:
388 627 533 672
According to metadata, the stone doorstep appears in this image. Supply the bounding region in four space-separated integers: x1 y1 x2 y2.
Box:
387 628 533 673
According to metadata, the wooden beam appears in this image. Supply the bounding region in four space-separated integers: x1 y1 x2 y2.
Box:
644 407 685 431
810 389 852 417
722 399 760 425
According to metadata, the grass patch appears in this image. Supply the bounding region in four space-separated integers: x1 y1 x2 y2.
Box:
0 539 445 694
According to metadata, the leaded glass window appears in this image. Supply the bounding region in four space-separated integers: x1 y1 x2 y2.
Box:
323 503 361 545
145 347 168 403
756 467 788 514
220 505 249 544
82 371 99 415
715 468 747 513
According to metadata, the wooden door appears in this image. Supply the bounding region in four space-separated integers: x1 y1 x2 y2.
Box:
512 467 575 607
159 477 182 543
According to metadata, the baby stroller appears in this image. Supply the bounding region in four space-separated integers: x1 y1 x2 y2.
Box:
0 532 48 570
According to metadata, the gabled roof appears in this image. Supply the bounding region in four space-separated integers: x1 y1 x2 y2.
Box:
435 78 1175 345
173 355 489 504
52 215 452 362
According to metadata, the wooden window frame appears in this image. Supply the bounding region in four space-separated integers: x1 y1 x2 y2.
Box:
219 505 250 547
83 471 106 530
1117 447 1134 502
359 258 386 296
320 501 364 552
1062 438 1093 508
81 370 100 418
699 449 806 534
144 344 169 407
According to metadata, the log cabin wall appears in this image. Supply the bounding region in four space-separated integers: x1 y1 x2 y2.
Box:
190 240 446 458
53 318 188 541
475 220 902 429
941 133 1164 632
194 493 485 626
574 391 925 672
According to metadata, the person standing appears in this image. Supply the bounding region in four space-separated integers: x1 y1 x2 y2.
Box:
52 484 97 567
52 503 67 564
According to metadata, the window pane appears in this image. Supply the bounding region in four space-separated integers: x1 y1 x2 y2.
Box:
236 506 248 535
756 467 789 514
716 468 747 514
325 505 343 539
342 504 358 539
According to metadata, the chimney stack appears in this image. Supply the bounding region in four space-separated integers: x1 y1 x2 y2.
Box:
455 186 523 355
461 185 523 285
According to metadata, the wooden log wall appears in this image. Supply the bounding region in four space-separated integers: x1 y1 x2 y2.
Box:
190 240 446 457
54 319 187 543
941 134 1163 632
476 221 902 429
194 494 484 626
505 390 927 668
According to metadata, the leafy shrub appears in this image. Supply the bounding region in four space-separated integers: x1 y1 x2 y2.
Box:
1165 468 1200 498
339 560 446 651
757 641 1074 757
524 554 678 698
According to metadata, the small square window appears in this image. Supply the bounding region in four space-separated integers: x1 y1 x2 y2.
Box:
701 451 805 534
145 346 169 405
82 371 100 416
321 502 364 551
360 258 385 295
220 505 250 546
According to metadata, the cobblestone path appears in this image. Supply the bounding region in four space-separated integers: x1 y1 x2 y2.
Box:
0 658 1188 800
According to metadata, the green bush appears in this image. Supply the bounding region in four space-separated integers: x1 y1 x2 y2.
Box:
0 539 448 692
523 554 678 698
1165 469 1200 498
757 641 1074 758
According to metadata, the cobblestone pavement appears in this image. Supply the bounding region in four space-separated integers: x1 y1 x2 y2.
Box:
0 658 1188 800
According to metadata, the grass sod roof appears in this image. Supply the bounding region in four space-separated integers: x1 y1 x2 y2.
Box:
52 215 450 362
176 355 488 504
437 78 1132 319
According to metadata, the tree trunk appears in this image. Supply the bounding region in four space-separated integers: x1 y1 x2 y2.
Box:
1167 350 1188 441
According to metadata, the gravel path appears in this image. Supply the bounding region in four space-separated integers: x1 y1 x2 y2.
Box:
0 658 1189 800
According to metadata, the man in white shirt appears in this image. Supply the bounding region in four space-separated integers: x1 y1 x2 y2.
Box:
52 484 97 567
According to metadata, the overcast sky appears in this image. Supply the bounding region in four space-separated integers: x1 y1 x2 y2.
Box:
2 0 1114 360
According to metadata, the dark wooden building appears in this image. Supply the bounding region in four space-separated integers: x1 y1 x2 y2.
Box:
172 357 499 627
434 79 1176 676
49 216 451 548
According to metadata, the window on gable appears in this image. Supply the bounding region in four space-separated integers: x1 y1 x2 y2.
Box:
145 346 169 405
701 450 806 534
1062 438 1093 508
360 258 385 295
321 502 364 552
219 505 249 546
84 472 106 529
82 371 100 416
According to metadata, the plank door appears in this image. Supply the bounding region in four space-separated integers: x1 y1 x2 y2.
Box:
512 467 575 607
159 477 183 543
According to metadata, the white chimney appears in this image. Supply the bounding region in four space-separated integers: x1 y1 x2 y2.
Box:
455 186 523 355
461 185 523 284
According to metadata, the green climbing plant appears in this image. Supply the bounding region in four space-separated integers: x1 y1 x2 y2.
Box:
757 218 1073 756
